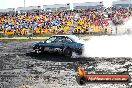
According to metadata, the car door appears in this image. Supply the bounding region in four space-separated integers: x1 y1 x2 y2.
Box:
63 37 74 46
51 36 65 52
42 36 57 52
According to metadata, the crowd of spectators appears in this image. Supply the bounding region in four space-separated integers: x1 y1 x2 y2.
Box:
109 7 132 25
0 7 131 36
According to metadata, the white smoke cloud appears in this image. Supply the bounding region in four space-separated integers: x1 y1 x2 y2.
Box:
82 17 132 58
118 17 132 34
83 35 132 57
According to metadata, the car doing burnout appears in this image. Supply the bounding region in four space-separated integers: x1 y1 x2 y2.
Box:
33 35 84 57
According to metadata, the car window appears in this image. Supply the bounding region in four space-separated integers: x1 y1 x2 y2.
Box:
45 36 56 43
65 37 73 43
54 37 65 43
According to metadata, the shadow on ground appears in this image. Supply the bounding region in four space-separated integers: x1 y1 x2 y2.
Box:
26 51 96 63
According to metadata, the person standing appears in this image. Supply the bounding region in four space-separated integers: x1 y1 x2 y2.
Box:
77 65 86 76
105 28 107 35
115 26 118 35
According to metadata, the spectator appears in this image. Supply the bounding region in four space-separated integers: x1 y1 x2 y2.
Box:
0 7 131 36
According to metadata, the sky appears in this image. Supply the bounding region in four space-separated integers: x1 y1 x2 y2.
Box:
0 0 118 9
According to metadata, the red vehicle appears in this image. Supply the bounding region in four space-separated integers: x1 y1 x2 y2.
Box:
76 66 131 85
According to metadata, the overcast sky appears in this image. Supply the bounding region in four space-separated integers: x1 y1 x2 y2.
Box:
0 0 118 9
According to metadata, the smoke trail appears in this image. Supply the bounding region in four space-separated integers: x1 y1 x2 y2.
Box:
113 17 132 35
82 18 132 57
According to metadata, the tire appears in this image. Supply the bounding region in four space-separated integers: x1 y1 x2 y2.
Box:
77 50 82 55
63 48 72 57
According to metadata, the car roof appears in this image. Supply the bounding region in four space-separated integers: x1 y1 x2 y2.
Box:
51 35 79 42
51 35 76 38
50 35 84 44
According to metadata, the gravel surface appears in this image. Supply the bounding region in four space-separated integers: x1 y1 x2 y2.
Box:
0 40 132 88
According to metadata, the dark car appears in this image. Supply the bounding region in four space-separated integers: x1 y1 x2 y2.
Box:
33 35 84 57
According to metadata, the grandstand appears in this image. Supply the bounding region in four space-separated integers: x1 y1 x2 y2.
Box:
43 3 70 12
0 1 131 37
0 8 15 15
16 6 41 13
112 0 132 8
73 2 103 10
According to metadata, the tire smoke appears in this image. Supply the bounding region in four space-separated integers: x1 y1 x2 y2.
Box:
82 18 132 57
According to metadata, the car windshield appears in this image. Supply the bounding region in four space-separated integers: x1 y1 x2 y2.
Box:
68 35 84 43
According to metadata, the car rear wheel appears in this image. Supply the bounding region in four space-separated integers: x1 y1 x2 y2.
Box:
63 48 72 57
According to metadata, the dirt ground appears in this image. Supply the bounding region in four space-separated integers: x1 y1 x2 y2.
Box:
0 40 132 88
